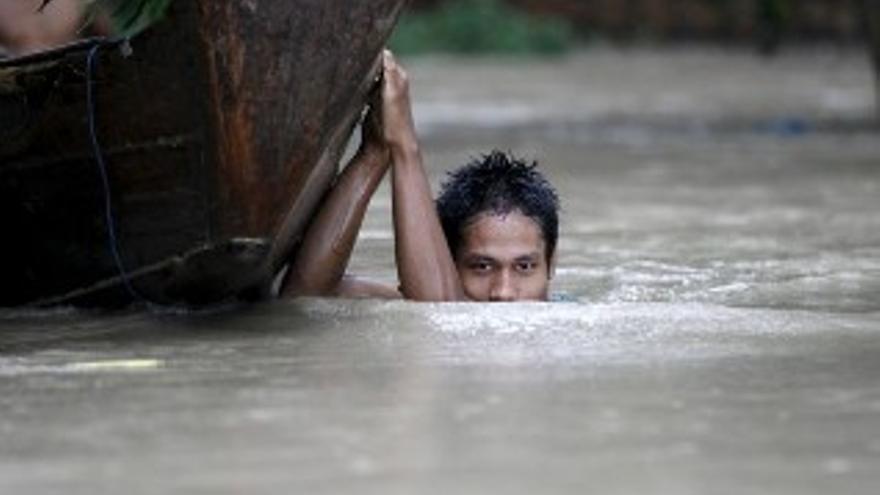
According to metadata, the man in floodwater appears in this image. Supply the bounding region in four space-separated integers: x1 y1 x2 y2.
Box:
281 50 559 302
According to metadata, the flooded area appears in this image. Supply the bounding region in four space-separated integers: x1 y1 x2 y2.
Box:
2 48 880 493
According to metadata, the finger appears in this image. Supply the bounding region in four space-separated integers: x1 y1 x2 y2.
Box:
384 49 403 76
372 49 385 84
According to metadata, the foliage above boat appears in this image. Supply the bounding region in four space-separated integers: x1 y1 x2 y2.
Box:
38 0 171 37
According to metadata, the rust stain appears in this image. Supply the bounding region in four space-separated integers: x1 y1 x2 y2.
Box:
198 0 406 242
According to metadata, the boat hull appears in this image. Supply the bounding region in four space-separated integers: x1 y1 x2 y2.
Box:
0 0 406 307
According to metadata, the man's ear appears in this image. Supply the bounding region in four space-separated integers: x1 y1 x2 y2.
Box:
548 251 557 280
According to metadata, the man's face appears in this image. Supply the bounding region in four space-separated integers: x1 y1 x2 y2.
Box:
455 210 553 302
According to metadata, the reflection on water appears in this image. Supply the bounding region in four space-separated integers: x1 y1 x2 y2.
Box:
543 135 880 314
1 297 879 494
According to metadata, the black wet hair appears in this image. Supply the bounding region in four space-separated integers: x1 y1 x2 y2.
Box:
436 150 559 263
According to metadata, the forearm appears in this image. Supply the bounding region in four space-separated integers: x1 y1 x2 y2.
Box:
282 148 388 296
391 142 464 301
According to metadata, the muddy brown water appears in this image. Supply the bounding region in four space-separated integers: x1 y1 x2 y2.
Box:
2 49 879 494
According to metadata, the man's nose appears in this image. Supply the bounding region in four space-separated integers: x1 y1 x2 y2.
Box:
489 270 516 302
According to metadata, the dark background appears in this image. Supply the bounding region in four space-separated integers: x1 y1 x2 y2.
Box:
408 0 866 44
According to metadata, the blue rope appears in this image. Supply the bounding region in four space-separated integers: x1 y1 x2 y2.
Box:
86 42 149 306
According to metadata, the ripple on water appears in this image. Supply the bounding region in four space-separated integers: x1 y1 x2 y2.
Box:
281 299 880 368
552 251 880 313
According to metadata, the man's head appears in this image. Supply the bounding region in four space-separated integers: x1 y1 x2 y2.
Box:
436 151 560 301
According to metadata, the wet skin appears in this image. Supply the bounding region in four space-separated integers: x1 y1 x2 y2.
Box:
281 51 553 302
456 210 554 302
281 50 463 301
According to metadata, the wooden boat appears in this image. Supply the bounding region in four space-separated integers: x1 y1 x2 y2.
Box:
0 0 407 307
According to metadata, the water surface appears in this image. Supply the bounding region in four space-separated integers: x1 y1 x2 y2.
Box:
2 50 880 494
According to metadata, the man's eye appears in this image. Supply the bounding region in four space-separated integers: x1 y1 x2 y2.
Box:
516 261 537 273
470 261 492 272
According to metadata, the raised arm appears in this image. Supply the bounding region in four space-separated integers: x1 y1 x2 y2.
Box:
280 101 398 299
382 50 465 301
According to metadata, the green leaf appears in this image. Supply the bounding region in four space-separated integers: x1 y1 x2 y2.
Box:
35 0 172 37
